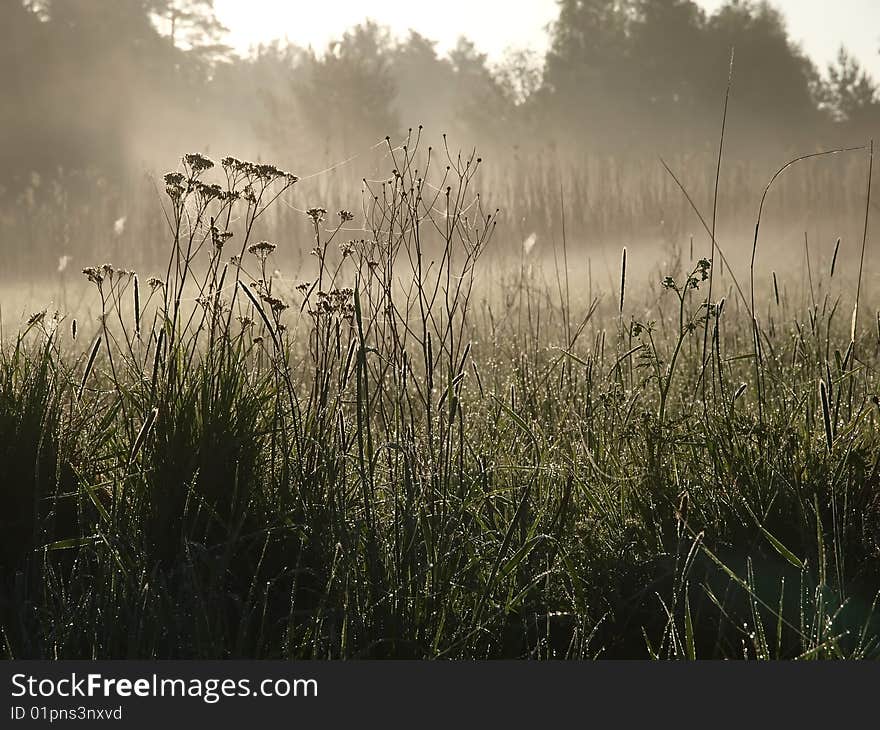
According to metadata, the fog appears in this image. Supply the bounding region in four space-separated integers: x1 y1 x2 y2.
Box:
2 0 878 317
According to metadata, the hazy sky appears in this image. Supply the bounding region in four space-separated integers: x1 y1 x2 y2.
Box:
214 0 880 78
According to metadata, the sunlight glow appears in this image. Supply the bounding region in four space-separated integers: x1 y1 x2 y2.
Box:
214 0 880 78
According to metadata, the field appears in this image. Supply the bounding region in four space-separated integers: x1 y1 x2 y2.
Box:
1 137 879 660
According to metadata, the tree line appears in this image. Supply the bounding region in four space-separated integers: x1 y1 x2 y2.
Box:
1 0 878 192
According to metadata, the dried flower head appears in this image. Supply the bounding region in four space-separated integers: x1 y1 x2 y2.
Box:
183 153 215 174
307 207 327 224
27 309 47 327
211 227 234 249
195 181 223 203
338 209 355 222
339 240 356 258
82 266 104 285
248 241 277 259
260 294 289 314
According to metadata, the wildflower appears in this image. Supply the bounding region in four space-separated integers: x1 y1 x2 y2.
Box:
146 276 164 290
248 241 277 259
254 163 283 181
211 227 234 249
306 207 327 224
195 182 223 202
339 240 356 258
697 258 711 281
261 294 288 314
338 209 355 222
183 153 214 174
295 281 311 293
229 255 242 266
27 309 46 326
82 266 104 285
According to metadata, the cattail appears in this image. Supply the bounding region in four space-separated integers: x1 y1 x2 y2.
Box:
772 272 780 307
133 274 140 339
819 380 833 453
71 318 77 341
830 238 841 278
78 336 102 401
619 247 627 314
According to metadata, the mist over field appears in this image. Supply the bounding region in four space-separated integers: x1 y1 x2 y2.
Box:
1 1 880 661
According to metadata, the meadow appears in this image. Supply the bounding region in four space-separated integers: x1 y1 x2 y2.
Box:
1 133 879 659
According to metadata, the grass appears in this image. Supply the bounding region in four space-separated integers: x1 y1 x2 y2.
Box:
1 135 879 659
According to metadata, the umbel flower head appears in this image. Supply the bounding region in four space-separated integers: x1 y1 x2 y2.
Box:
307 207 327 224
248 241 277 260
211 226 234 250
221 156 298 184
183 153 215 174
82 266 104 285
163 172 186 200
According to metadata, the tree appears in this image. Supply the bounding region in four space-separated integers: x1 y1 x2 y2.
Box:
542 0 636 143
289 22 400 160
699 1 821 149
822 47 880 129
149 0 230 62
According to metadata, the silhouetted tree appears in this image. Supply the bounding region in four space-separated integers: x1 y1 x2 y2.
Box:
822 47 880 133
149 0 230 62
699 1 821 149
541 0 636 146
290 22 399 159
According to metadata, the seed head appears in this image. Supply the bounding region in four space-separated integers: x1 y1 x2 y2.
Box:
248 241 277 259
307 207 327 224
183 153 215 174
